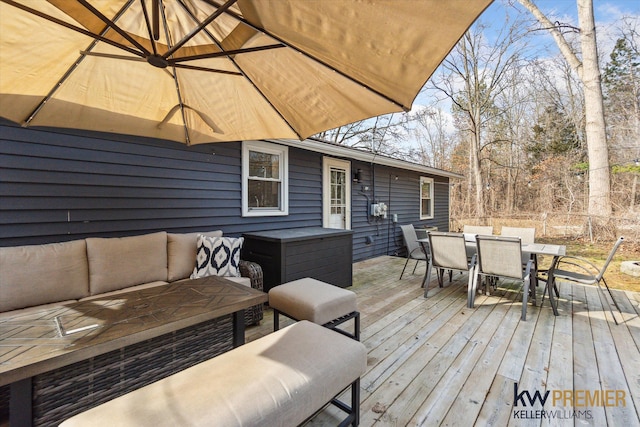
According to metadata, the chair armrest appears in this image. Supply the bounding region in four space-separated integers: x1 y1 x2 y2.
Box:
410 247 425 256
238 260 264 325
239 260 264 292
554 256 601 276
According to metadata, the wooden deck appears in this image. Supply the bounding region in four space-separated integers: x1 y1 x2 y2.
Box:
246 255 640 427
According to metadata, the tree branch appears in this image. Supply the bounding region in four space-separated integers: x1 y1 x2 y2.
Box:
517 0 584 78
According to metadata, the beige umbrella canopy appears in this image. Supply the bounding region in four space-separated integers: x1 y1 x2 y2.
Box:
0 0 492 145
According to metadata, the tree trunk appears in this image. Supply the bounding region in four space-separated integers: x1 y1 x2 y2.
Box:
577 0 613 229
472 125 485 219
519 0 613 237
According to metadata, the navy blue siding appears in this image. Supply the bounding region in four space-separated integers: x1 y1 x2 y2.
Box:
0 123 450 262
349 161 450 261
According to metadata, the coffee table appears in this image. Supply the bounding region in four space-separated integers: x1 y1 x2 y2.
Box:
0 275 268 427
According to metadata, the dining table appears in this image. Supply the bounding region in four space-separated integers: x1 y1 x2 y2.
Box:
418 235 566 315
0 275 268 427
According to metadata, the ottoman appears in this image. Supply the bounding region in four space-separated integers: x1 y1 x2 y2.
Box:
268 277 360 340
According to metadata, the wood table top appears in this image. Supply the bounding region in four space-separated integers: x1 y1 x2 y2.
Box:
0 276 268 385
417 238 567 257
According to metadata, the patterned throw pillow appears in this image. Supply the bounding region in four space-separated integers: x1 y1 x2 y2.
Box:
191 235 244 278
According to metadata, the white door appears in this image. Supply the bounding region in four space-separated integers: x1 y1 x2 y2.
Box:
323 158 351 229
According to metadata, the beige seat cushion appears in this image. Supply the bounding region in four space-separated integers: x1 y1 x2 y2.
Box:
268 277 357 325
0 240 89 312
79 281 169 301
86 232 167 295
59 321 367 427
167 231 223 282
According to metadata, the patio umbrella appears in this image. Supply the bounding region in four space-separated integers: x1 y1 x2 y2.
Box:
0 0 493 145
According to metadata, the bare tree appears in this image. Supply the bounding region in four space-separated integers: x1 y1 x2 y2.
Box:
518 0 613 236
428 14 528 219
314 113 410 158
410 107 453 169
604 22 640 212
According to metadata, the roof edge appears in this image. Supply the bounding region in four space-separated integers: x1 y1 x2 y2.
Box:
267 138 464 179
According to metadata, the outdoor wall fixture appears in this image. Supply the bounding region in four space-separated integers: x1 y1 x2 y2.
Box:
365 235 375 245
353 169 362 183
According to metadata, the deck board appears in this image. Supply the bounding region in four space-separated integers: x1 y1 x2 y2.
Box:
245 256 640 426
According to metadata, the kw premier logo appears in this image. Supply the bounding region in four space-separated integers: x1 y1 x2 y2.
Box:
512 382 627 421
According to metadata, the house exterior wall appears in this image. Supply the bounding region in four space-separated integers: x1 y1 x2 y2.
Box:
0 124 450 262
349 161 450 261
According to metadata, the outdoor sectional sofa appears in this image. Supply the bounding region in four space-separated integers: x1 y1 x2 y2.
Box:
0 230 263 323
0 230 264 426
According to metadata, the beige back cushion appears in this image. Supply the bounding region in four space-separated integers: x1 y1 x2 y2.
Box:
0 240 89 312
167 230 223 282
86 232 168 295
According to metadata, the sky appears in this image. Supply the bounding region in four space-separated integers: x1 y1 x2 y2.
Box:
410 0 639 127
478 0 639 37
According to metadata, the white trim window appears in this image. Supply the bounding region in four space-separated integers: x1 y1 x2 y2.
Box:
242 141 288 216
420 176 434 219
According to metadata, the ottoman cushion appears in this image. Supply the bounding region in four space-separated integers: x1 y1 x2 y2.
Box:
269 277 357 325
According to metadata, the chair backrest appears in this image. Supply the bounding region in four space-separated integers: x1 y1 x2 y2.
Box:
596 237 625 281
501 226 535 244
476 235 523 279
463 225 494 236
400 224 421 255
428 231 469 270
414 227 429 240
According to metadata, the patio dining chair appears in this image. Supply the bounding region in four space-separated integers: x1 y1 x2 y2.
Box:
500 226 535 243
463 225 494 236
549 236 625 324
462 225 494 262
424 232 476 299
501 226 539 286
472 235 535 321
399 224 428 280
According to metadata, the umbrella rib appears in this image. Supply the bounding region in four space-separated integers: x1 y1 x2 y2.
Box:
207 0 411 112
163 0 238 59
158 105 223 134
77 0 151 56
158 0 191 145
77 50 243 75
79 51 147 63
171 44 284 63
139 0 160 56
176 0 304 140
0 0 143 59
15 1 140 126
172 64 241 75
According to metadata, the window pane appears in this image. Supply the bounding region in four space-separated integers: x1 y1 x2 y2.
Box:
420 177 434 219
421 199 432 217
331 206 344 215
421 182 431 198
248 180 280 208
249 151 280 178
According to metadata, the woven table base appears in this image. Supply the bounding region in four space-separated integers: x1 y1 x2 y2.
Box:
13 314 234 427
